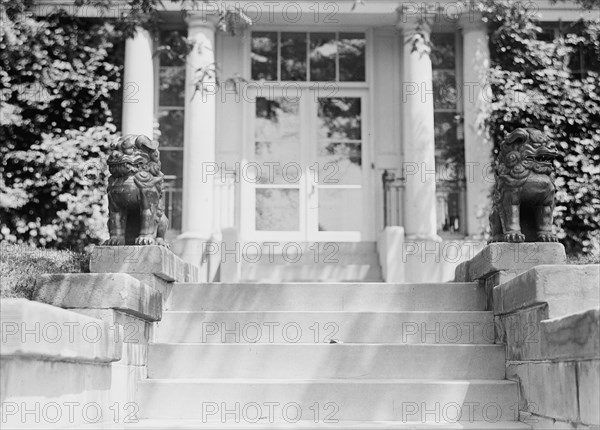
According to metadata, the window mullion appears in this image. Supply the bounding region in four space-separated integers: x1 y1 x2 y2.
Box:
277 31 281 82
335 31 339 82
306 32 311 82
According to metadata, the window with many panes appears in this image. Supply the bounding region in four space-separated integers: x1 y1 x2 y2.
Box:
540 23 599 79
157 30 185 232
251 32 366 82
431 32 465 236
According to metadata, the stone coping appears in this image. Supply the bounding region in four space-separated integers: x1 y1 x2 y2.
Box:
455 242 566 282
89 245 198 282
34 273 162 322
541 307 600 360
0 299 121 363
493 264 600 318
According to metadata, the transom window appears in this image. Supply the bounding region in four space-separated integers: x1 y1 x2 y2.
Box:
251 31 366 82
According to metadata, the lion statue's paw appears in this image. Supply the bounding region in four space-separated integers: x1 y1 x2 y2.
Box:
104 237 124 246
503 231 526 243
135 235 156 246
155 238 169 248
537 232 558 242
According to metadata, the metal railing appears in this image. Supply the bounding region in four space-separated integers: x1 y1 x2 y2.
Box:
382 170 405 227
163 174 237 235
382 170 468 234
163 175 182 232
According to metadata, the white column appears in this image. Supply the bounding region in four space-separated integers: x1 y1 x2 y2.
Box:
122 27 154 138
175 13 217 268
400 19 439 240
461 17 492 238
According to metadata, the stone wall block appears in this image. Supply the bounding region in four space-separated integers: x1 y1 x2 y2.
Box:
495 265 600 319
1 299 121 363
74 309 152 345
466 243 566 282
130 273 173 305
578 359 600 426
89 245 187 282
34 273 162 322
506 363 529 411
542 308 600 361
0 359 113 428
525 361 579 422
499 305 546 361
519 412 589 429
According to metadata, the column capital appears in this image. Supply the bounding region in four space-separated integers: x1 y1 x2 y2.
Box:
459 11 487 32
396 4 434 32
184 11 219 31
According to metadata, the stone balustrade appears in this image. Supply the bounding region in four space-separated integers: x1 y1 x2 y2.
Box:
456 243 600 429
0 245 196 429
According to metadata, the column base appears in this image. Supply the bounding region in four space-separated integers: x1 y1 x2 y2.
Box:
172 232 220 282
405 233 443 242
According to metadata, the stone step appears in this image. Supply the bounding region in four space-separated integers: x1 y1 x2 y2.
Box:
239 241 379 256
166 283 485 312
154 311 495 344
136 379 519 422
240 263 383 282
147 344 506 380
127 419 532 429
240 249 381 265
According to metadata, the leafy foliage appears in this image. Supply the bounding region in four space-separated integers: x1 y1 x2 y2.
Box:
0 0 246 251
480 1 600 255
0 5 121 250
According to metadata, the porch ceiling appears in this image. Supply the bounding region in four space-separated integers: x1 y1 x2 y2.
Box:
31 0 598 24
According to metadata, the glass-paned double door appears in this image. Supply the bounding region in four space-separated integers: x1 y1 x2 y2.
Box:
244 87 368 241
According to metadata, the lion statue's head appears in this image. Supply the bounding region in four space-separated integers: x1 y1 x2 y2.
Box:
494 128 559 188
107 135 162 179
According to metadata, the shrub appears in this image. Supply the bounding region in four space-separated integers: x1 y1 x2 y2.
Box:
480 1 600 256
0 5 122 251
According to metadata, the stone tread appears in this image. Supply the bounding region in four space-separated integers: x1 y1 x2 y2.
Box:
154 310 495 344
126 419 532 429
167 282 485 312
146 343 506 379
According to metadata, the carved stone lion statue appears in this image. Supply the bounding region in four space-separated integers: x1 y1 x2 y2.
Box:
489 128 560 243
104 134 169 246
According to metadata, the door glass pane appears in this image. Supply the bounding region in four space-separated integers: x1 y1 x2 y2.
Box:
317 98 361 140
318 189 362 231
310 33 336 81
255 97 301 184
251 32 278 81
339 33 365 81
255 97 300 141
430 34 456 69
160 150 184 187
255 142 302 184
159 67 185 106
281 32 307 81
256 188 299 231
433 70 457 109
158 110 184 148
317 141 362 185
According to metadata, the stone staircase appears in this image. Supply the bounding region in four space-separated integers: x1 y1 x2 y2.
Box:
129 281 528 429
239 242 383 282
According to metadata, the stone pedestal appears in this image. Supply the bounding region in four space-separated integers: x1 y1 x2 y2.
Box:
455 242 566 283
455 242 566 310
